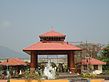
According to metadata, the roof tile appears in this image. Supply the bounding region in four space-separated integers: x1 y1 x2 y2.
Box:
0 58 27 66
81 57 106 65
23 42 81 51
39 30 66 37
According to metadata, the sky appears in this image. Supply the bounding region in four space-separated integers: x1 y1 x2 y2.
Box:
0 0 109 53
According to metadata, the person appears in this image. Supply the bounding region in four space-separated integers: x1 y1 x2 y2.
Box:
6 70 10 79
19 70 22 75
2 70 6 79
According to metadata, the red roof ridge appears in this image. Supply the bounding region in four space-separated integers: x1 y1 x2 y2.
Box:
0 58 27 66
81 57 106 65
39 30 66 37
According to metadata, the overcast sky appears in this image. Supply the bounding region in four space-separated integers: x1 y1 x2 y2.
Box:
0 0 109 53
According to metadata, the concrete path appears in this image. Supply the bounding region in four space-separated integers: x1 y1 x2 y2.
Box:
0 80 7 82
105 80 109 82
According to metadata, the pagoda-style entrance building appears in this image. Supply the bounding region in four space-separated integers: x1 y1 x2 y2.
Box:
23 30 81 74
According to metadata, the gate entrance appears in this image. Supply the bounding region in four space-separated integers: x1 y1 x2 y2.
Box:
23 30 81 74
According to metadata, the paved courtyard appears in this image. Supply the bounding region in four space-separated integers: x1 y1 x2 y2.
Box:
0 80 7 82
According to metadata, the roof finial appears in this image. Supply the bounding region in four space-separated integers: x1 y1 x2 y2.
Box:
50 26 55 31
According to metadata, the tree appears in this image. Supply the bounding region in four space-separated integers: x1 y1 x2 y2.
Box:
75 42 102 59
100 44 109 64
74 42 103 74
98 44 109 71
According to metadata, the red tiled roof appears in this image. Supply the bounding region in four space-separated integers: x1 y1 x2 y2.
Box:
81 57 106 65
0 58 27 66
39 30 66 37
23 42 81 51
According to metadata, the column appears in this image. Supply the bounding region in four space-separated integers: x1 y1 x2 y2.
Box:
30 51 38 72
67 52 75 74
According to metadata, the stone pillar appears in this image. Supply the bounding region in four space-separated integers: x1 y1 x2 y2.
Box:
67 52 75 74
30 51 38 72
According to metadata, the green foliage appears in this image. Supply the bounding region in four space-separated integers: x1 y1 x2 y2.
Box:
7 79 10 82
51 62 57 68
102 58 109 63
57 63 64 72
101 44 109 57
81 73 96 78
21 70 41 80
102 70 109 75
98 44 109 70
102 65 109 70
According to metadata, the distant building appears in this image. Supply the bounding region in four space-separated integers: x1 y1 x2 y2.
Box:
77 57 106 74
0 58 27 66
38 57 67 65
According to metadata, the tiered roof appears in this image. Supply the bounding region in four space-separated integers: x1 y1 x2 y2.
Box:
23 42 81 50
23 30 81 51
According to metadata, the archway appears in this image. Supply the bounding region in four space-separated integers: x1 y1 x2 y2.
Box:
23 30 81 74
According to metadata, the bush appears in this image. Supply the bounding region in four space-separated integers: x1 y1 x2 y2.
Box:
102 70 109 75
21 70 41 79
81 73 96 78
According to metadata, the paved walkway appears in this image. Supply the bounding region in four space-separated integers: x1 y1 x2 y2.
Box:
104 80 109 82
0 80 7 82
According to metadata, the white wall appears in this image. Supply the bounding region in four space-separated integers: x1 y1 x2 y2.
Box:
92 65 102 74
81 65 103 74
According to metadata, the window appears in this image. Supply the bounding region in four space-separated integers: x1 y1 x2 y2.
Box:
94 65 98 70
83 65 87 70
